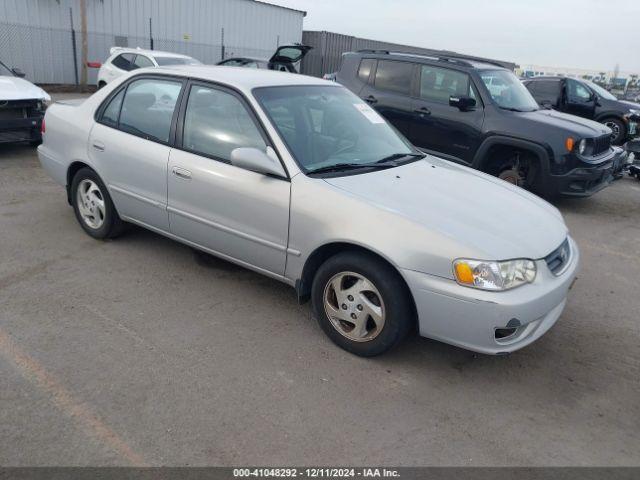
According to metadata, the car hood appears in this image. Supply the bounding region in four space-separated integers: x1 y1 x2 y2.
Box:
0 75 50 101
620 100 640 111
522 109 610 137
323 157 567 260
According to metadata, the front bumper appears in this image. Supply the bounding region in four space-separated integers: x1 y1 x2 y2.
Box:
549 147 626 197
403 237 580 355
0 115 44 144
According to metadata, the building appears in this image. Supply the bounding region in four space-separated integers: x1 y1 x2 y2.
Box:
518 63 639 89
300 30 517 78
0 0 305 84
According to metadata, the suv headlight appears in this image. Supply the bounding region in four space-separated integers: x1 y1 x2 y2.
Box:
453 258 537 291
578 138 587 155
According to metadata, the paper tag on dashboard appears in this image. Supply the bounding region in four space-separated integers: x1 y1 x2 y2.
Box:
353 103 385 124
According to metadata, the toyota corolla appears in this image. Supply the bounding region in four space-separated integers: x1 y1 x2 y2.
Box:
37 66 579 356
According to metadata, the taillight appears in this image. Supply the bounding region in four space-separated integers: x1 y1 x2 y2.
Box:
41 118 45 134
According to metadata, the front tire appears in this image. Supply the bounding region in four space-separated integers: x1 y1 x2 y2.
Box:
71 167 123 239
603 118 626 145
311 251 414 357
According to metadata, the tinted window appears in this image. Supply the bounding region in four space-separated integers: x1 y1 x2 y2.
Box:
374 60 413 95
119 78 182 142
254 86 414 173
419 65 473 103
100 89 125 127
532 80 560 96
358 59 375 83
111 53 135 71
182 85 266 162
567 79 592 101
133 55 154 68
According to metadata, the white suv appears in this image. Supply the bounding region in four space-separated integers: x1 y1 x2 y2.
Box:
97 47 201 88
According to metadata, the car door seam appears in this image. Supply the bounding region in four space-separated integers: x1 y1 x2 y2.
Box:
166 206 287 252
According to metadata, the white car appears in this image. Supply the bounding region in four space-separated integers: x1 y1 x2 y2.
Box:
97 47 201 88
38 66 579 357
0 60 50 144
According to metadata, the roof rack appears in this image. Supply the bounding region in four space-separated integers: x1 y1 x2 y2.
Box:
355 49 508 69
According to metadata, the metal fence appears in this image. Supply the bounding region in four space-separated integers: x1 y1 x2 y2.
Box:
0 20 275 85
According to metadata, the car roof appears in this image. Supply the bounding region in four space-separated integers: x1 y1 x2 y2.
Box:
149 65 334 90
110 47 193 59
347 51 508 71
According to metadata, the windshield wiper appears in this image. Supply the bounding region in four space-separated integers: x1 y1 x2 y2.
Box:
307 162 396 175
374 152 425 164
308 153 426 175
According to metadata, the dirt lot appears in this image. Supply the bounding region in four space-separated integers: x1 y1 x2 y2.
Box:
0 128 639 466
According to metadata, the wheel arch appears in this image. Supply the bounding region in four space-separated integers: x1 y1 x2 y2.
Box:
295 242 417 322
472 136 551 173
66 161 96 204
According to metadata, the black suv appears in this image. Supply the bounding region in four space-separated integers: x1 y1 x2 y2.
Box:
523 76 640 145
336 50 626 198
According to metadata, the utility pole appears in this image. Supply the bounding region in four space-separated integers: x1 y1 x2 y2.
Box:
79 0 88 91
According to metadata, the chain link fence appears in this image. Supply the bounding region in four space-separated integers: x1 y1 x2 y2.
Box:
0 20 276 86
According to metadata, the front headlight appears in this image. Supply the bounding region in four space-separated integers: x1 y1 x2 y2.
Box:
578 138 587 155
453 258 537 291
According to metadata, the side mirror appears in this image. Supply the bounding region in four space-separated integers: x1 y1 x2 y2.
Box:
230 147 286 178
12 67 25 78
449 95 476 111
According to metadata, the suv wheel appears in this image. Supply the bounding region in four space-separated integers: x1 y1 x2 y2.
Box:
498 167 525 186
71 167 124 239
603 118 626 145
311 251 413 357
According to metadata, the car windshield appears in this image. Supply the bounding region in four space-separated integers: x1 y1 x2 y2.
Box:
585 81 617 101
480 70 539 112
154 56 201 66
0 61 13 76
253 85 417 174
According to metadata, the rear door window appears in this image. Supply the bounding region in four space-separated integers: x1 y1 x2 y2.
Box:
118 78 183 143
374 60 413 95
111 53 135 71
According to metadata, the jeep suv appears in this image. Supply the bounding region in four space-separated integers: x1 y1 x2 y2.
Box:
336 50 626 198
523 76 640 145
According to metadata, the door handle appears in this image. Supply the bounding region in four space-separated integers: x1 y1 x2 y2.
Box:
172 166 192 180
92 141 105 151
364 95 378 105
413 107 431 116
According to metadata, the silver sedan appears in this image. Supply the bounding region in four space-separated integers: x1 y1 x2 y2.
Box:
38 66 579 356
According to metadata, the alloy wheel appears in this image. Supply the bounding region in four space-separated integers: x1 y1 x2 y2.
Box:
323 271 386 342
76 179 106 229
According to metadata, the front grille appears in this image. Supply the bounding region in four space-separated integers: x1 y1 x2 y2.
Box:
593 134 611 156
545 238 571 276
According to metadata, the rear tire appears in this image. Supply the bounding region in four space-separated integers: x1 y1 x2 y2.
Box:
70 167 124 239
311 251 414 357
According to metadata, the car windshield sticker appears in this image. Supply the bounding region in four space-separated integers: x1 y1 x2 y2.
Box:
353 103 385 124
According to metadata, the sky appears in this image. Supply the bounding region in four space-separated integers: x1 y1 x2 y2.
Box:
269 0 640 73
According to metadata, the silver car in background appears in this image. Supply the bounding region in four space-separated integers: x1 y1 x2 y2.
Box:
38 66 579 356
